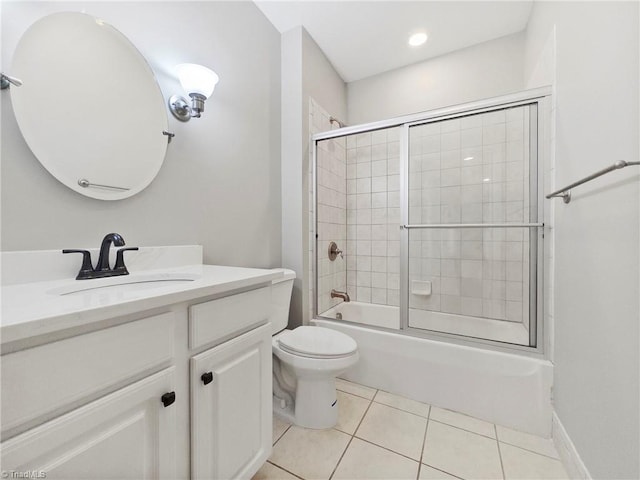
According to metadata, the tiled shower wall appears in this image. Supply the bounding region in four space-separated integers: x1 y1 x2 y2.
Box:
311 100 347 315
312 103 533 325
407 106 531 323
345 128 402 306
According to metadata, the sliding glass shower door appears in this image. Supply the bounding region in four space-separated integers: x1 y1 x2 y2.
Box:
313 90 547 351
401 103 542 347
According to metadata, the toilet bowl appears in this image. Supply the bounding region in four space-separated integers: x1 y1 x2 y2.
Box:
270 269 359 429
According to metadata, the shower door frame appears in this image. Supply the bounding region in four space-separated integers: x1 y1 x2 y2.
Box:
312 87 551 356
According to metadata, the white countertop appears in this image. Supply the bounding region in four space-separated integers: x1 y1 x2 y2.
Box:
1 247 282 345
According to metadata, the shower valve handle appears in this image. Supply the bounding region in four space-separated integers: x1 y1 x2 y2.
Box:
328 242 343 261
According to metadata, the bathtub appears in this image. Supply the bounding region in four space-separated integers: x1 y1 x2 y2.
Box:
314 303 553 437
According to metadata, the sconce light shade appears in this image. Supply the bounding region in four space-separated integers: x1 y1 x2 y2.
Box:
169 63 219 122
176 63 219 99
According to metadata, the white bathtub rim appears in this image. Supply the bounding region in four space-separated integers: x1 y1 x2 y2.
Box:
314 316 549 365
319 302 543 357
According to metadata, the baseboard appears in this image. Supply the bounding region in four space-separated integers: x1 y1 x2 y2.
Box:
552 411 592 479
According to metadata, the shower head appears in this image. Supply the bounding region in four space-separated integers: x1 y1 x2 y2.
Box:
329 116 346 128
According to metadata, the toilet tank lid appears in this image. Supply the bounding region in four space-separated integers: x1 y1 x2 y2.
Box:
271 268 296 284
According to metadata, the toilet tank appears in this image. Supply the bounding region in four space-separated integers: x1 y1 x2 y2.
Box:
270 268 296 334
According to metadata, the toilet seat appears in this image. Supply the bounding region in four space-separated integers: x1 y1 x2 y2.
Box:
277 326 357 359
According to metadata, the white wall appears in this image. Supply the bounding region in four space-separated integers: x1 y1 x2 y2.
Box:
347 32 526 125
525 2 639 478
281 27 305 327
1 1 281 269
302 30 348 127
281 26 346 327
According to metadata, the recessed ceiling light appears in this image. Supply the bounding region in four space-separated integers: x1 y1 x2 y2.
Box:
463 156 474 162
408 32 428 47
483 178 491 182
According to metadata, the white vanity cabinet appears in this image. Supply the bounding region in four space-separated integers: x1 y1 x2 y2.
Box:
190 323 272 480
1 368 177 479
1 281 274 480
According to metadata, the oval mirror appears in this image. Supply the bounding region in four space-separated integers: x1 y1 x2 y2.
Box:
9 12 168 200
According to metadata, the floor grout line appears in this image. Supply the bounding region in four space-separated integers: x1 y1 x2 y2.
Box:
266 380 565 480
348 389 430 466
415 404 431 480
272 422 292 447
265 460 306 480
345 384 433 419
370 399 431 418
352 435 423 464
495 424 507 480
420 463 466 480
328 390 377 480
350 388 558 454
328 436 354 480
428 418 497 440
335 388 376 401
350 390 377 437
497 440 563 461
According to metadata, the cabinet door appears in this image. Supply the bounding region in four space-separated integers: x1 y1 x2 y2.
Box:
1 368 177 480
191 323 272 480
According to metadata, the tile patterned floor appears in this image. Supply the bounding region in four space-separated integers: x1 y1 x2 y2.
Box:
253 379 569 480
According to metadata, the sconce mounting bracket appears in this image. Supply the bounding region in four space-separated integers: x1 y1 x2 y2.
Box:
169 94 192 122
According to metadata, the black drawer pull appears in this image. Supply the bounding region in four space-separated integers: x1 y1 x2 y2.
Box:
161 391 176 407
201 372 214 385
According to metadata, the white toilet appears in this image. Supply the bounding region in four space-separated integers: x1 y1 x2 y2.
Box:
270 268 359 429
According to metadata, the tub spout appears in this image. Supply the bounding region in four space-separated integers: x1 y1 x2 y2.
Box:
331 289 350 302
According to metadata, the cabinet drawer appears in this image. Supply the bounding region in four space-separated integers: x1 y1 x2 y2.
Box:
1 312 174 436
189 286 271 349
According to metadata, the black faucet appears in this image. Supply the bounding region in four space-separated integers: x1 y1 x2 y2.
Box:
63 233 138 280
96 233 125 272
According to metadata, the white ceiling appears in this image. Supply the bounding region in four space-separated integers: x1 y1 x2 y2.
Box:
254 1 533 83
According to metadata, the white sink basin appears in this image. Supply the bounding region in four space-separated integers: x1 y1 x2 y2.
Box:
47 272 201 296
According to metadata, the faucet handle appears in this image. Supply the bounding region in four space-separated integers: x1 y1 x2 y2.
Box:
328 242 343 261
63 249 94 280
114 247 139 274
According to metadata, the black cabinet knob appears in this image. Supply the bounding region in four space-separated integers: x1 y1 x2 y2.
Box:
161 391 176 407
201 372 213 385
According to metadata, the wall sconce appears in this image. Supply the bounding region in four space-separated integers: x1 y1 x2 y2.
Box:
169 63 219 122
